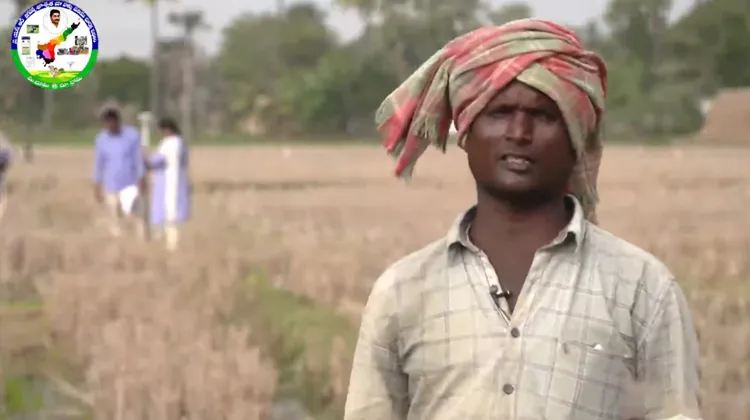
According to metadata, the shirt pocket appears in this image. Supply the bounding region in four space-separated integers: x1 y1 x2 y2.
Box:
549 321 637 419
561 339 633 382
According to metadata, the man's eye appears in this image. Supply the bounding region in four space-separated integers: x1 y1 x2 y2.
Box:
487 107 513 117
531 109 556 121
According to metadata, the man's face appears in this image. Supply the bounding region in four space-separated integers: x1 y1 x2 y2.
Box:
51 12 60 25
103 117 120 134
465 80 576 201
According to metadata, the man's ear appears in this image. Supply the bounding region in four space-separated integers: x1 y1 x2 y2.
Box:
569 141 578 162
458 121 474 151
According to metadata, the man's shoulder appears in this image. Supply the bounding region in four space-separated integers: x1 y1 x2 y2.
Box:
584 221 674 287
369 237 449 297
122 125 139 137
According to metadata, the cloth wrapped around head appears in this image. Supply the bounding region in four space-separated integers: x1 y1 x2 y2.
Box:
375 18 607 222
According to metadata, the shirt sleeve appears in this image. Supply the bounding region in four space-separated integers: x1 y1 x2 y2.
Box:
132 132 145 180
0 147 11 169
344 268 409 420
147 153 167 170
637 280 702 419
148 138 179 170
93 136 104 184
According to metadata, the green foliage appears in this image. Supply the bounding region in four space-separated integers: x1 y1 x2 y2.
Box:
487 2 532 24
214 0 750 140
1 0 748 142
217 4 336 128
271 46 400 135
2 376 44 415
93 57 150 109
667 0 750 89
238 274 358 419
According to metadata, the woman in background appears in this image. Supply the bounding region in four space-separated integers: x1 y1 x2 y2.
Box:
146 117 190 250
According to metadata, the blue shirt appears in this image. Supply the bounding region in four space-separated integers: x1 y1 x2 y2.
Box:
0 147 10 171
93 126 145 193
0 146 11 195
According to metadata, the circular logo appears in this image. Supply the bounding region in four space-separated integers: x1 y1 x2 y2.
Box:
9 1 98 90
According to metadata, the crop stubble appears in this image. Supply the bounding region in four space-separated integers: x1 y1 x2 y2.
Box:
0 144 748 418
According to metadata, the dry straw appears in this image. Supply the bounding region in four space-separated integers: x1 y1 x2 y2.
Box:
1 144 748 418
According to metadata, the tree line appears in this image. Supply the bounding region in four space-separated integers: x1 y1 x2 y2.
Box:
0 0 748 142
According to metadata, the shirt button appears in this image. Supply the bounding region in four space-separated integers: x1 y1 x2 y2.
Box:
510 327 520 338
503 384 514 395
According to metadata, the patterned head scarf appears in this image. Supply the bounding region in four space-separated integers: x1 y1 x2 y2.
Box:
375 18 607 222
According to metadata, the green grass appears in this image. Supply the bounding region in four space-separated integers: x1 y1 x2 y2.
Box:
237 274 358 420
0 271 358 419
28 70 80 85
0 296 92 419
0 299 50 418
2 376 45 417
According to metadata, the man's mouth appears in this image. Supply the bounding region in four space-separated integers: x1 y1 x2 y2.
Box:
500 153 534 171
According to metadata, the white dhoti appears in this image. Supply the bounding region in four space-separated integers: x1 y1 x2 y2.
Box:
103 185 143 237
118 185 140 215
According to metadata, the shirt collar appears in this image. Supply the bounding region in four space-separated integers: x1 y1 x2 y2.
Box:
446 195 587 252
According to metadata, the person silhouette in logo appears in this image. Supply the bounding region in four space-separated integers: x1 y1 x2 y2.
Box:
50 9 60 28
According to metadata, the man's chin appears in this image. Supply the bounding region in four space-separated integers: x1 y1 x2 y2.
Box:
481 182 556 206
493 178 539 195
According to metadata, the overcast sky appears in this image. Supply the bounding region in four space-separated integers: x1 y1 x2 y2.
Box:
2 0 693 58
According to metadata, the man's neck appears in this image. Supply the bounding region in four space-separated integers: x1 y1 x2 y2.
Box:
469 190 570 252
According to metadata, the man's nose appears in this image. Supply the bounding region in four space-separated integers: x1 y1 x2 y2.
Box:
505 112 532 142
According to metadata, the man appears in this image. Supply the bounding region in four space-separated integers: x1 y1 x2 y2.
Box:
344 19 701 420
0 135 12 222
93 107 146 237
49 9 60 29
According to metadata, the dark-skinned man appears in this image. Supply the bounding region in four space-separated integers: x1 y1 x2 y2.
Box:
93 107 146 237
0 135 12 222
50 9 61 28
344 19 701 420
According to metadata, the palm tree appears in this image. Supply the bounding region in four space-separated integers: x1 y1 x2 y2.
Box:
125 0 174 118
123 0 175 240
168 10 208 141
7 0 38 161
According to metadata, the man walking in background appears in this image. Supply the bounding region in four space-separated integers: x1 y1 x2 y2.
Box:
93 107 146 237
0 134 13 223
344 19 701 420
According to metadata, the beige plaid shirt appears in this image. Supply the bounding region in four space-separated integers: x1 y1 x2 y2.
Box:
344 197 700 420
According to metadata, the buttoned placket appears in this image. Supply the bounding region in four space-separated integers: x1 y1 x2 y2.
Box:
474 247 549 415
480 230 573 322
461 227 574 419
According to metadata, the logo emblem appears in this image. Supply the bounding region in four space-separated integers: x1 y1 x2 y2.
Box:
9 1 98 90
